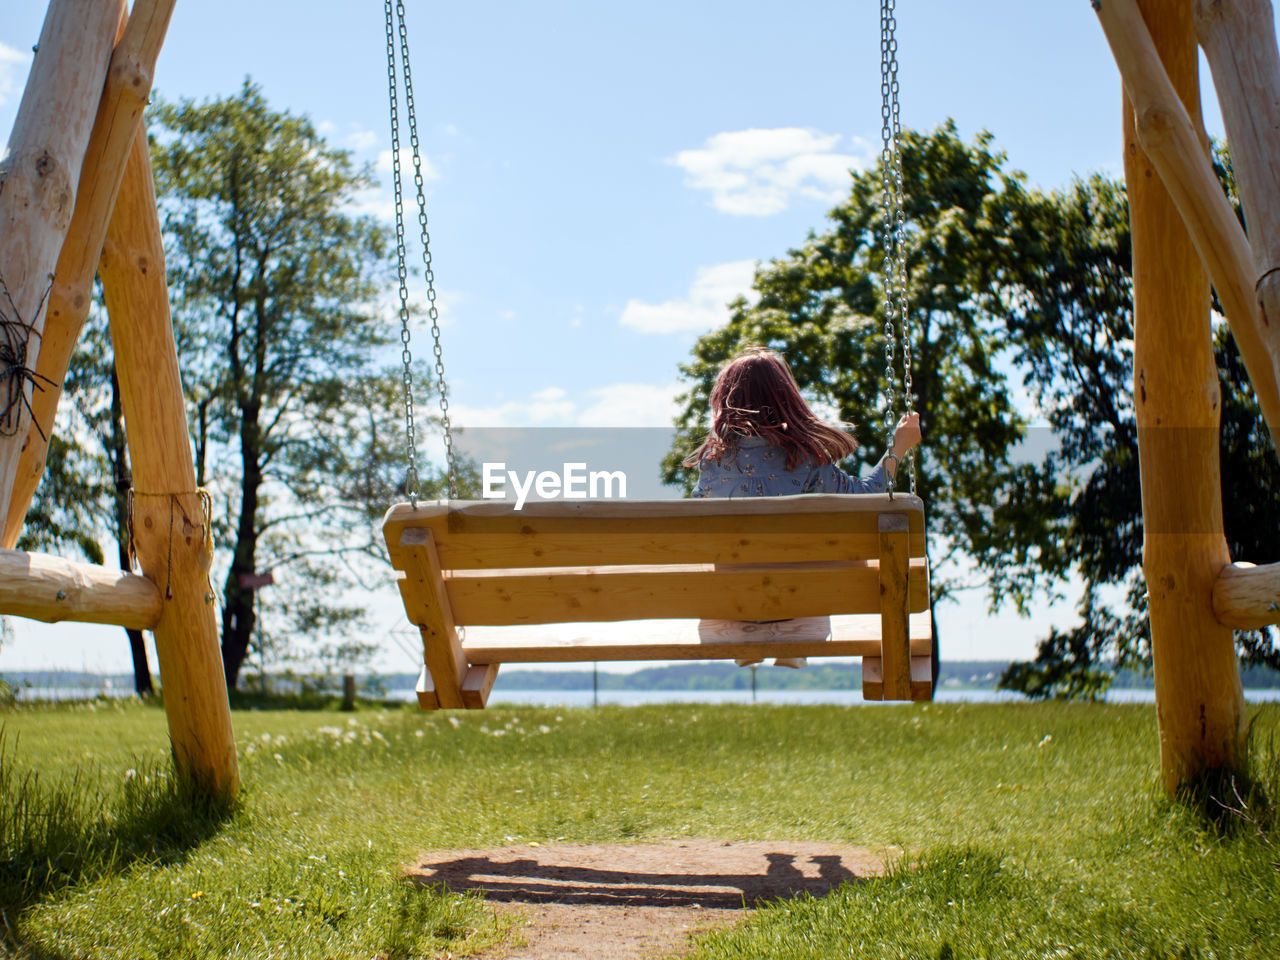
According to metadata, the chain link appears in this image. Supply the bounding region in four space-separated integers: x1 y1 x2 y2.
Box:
879 0 916 497
386 0 458 505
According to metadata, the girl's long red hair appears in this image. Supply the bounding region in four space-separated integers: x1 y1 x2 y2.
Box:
684 347 858 471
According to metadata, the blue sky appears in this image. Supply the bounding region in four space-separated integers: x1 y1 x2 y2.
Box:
0 2 1261 673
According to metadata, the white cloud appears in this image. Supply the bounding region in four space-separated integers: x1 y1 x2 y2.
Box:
346 128 379 152
619 260 759 335
446 382 681 428
0 40 32 109
671 127 868 216
577 382 682 427
448 387 576 428
376 147 441 181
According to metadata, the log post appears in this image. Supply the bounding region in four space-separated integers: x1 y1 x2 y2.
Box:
0 548 161 629
1213 561 1280 628
0 0 121 518
1095 0 1280 449
98 129 239 797
2 0 177 548
1121 0 1245 792
1194 0 1280 434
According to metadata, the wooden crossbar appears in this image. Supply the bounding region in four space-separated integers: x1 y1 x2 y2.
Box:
440 557 929 625
385 495 926 570
385 496 932 709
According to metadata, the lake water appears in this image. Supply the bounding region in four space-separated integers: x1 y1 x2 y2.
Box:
17 685 1280 707
389 687 1280 707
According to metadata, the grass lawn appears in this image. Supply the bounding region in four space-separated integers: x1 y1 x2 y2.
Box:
1 697 1276 958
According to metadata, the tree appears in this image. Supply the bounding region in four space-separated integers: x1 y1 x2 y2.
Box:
665 122 1037 647
151 80 407 690
989 148 1278 696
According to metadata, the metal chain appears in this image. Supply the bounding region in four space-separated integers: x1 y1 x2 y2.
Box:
879 0 916 496
385 0 458 504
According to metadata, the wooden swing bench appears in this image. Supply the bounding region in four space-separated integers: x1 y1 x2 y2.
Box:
384 494 933 709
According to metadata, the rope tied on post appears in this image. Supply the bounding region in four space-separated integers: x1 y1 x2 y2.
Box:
126 488 216 601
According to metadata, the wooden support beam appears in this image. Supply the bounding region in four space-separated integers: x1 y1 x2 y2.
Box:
0 0 121 518
3 0 178 548
397 527 467 709
0 548 160 629
1119 0 1246 793
873 513 912 701
1095 0 1280 449
861 655 932 703
1194 0 1280 437
1213 561 1280 628
461 664 500 709
98 127 239 797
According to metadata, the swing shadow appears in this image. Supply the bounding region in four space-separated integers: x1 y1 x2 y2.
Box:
408 847 867 909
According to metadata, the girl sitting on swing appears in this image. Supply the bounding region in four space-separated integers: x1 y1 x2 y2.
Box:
685 346 921 668
686 346 920 500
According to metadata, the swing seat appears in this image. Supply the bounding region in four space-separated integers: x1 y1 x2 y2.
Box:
383 494 932 709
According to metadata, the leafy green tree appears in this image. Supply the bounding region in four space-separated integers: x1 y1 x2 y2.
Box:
990 148 1278 696
151 80 411 689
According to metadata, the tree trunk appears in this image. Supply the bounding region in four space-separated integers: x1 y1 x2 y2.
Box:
110 368 151 695
220 405 261 691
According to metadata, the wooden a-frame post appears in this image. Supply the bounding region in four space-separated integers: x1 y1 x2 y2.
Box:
0 0 238 796
1120 0 1246 791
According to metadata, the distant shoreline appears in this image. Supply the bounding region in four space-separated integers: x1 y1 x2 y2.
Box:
7 659 1280 698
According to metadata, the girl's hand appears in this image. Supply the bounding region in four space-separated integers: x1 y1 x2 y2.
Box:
891 411 922 458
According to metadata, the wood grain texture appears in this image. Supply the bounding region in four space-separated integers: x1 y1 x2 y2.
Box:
5 0 178 547
1195 0 1280 415
461 664 500 709
877 514 912 700
414 664 440 711
397 528 467 708
0 0 121 516
0 547 160 629
862 656 933 702
1123 0 1246 791
98 127 239 796
384 495 926 570
1094 0 1280 447
387 497 934 703
1213 561 1280 627
440 558 929 626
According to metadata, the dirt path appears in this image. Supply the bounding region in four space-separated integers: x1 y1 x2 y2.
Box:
406 839 890 959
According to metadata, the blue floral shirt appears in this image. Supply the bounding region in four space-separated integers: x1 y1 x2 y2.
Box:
692 436 889 498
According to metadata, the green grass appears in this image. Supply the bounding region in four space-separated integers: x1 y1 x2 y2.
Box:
0 697 1276 958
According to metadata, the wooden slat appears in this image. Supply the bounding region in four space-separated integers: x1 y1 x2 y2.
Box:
461 664 500 709
878 514 912 700
862 656 933 702
439 558 929 626
397 529 467 709
384 496 926 570
460 613 933 664
414 664 439 711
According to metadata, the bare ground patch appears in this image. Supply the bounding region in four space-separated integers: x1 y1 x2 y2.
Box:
407 839 891 959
